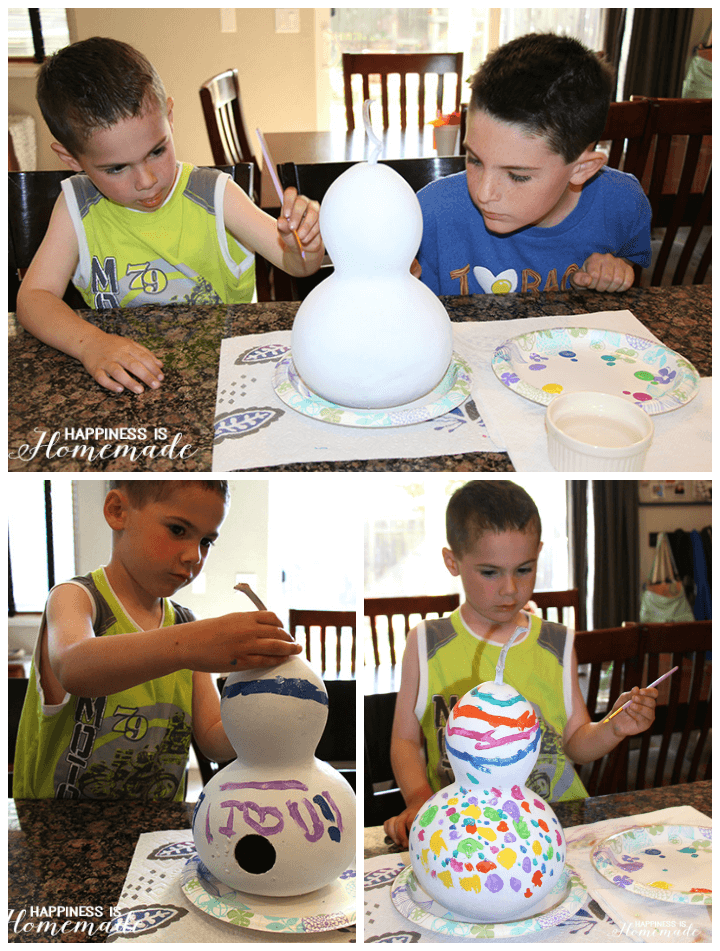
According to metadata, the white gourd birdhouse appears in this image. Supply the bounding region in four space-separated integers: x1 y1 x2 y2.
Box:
291 161 454 409
408 677 566 922
192 655 355 897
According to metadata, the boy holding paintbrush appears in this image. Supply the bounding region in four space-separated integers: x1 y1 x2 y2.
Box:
13 479 301 800
384 480 658 847
16 37 324 395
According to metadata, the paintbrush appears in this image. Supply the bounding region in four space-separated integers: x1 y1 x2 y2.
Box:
602 665 679 723
255 128 306 260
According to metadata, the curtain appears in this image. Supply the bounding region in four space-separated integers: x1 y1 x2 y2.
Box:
602 8 627 100
623 9 695 98
592 481 640 628
568 481 588 631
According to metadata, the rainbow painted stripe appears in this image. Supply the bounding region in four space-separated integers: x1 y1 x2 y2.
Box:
447 690 540 775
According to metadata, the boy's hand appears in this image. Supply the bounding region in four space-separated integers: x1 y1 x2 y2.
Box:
277 187 322 255
383 795 428 849
410 258 422 278
189 610 302 673
571 253 634 292
606 686 658 738
78 333 165 394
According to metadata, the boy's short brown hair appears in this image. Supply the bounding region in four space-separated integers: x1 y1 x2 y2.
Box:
468 32 614 163
110 480 230 508
36 36 167 157
446 480 541 556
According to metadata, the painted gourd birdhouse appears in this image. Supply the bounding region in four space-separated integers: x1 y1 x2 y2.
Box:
192 655 355 897
408 678 566 922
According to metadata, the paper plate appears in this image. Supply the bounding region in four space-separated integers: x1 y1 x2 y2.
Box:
272 352 471 427
391 864 586 938
180 854 356 933
591 824 712 905
491 327 700 414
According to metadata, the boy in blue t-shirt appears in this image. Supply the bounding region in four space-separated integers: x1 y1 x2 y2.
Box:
415 33 652 297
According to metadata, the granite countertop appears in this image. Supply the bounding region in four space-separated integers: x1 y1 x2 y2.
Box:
8 285 710 472
9 799 195 942
363 779 712 858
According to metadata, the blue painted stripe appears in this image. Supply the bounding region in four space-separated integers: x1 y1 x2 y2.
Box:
223 676 328 705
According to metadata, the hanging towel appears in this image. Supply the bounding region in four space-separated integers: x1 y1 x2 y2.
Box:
690 530 712 620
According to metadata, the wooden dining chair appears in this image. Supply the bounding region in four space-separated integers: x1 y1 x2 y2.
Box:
8 164 255 312
574 620 711 795
343 52 464 132
631 620 711 788
199 69 260 204
364 691 406 826
632 97 712 286
278 156 465 299
573 625 644 796
288 608 356 677
597 99 653 179
532 589 580 630
364 593 460 668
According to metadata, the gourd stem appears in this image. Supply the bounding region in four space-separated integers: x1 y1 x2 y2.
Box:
362 99 382 164
494 622 527 684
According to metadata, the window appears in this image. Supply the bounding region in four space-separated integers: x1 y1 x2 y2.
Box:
8 8 70 60
327 8 607 131
8 480 75 613
365 476 569 599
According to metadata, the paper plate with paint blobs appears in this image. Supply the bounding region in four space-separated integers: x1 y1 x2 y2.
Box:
491 327 700 414
391 863 587 937
591 824 711 905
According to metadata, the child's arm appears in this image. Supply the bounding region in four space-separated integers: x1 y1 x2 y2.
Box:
15 193 165 395
563 646 657 765
44 584 301 699
383 630 434 847
570 253 635 293
223 179 325 278
191 671 236 763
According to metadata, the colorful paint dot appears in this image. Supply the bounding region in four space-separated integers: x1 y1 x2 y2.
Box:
542 383 563 394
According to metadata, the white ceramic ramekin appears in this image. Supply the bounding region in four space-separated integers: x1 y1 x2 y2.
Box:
546 391 654 471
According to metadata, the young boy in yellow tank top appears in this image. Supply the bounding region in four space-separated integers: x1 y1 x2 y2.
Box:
13 479 302 799
384 480 658 847
16 37 325 396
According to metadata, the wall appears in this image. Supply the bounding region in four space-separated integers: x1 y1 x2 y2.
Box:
8 479 271 653
9 7 326 171
638 485 711 582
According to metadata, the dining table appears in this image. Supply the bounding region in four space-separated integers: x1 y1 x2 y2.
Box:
364 780 712 943
260 127 442 209
8 797 356 943
8 284 710 473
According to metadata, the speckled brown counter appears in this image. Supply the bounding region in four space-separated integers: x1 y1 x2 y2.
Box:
363 780 712 859
9 799 194 942
8 285 710 472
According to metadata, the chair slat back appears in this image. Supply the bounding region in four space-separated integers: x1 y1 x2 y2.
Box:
633 97 712 285
532 589 580 630
199 70 261 205
8 165 253 312
574 621 711 795
598 100 653 179
288 608 356 676
364 594 460 667
343 52 463 131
